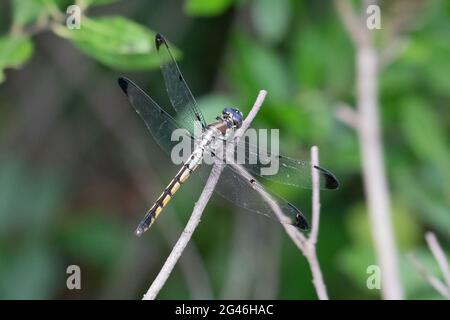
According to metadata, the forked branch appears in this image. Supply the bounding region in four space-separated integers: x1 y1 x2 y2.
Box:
410 232 450 299
143 90 329 300
142 90 267 300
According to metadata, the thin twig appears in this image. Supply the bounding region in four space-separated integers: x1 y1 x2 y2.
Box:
306 146 328 299
142 164 224 300
425 232 450 298
142 90 267 300
408 253 449 298
230 146 329 299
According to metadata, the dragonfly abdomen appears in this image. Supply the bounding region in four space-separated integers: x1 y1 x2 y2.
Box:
134 147 204 236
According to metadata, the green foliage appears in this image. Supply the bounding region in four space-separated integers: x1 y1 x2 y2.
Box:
230 33 291 103
291 19 354 95
77 0 119 8
0 0 449 300
400 97 449 180
2 0 170 80
395 169 450 239
184 0 236 17
0 35 33 83
0 158 63 234
0 158 65 299
54 16 168 70
251 0 292 45
0 243 61 299
58 213 127 268
12 0 48 28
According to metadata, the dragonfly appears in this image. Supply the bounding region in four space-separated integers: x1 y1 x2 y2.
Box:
118 33 339 237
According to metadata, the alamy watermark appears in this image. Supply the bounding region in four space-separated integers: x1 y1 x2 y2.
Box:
170 127 281 176
66 5 81 30
66 265 81 290
366 264 381 290
366 4 382 30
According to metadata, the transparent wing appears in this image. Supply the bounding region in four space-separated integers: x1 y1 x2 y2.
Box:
155 33 207 136
118 77 193 155
214 137 339 190
197 157 309 230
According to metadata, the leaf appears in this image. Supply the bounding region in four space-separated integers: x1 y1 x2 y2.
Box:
184 0 235 16
251 0 291 45
0 36 34 83
53 16 176 70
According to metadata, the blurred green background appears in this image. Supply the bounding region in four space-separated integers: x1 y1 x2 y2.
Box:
0 0 449 299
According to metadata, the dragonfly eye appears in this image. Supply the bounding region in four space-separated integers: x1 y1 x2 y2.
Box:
222 107 243 129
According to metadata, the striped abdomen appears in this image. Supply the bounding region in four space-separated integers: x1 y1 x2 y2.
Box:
134 150 202 237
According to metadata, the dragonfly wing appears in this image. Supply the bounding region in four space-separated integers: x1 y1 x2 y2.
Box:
196 159 309 230
155 34 207 136
118 77 193 155
218 137 339 190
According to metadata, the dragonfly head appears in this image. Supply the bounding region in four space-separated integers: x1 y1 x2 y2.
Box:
221 107 243 129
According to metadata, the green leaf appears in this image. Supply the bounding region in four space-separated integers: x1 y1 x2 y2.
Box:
345 201 421 250
251 0 291 45
184 0 235 17
0 36 34 83
53 16 175 70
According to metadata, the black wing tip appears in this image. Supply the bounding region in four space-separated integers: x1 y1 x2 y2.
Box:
155 33 166 51
313 165 340 190
287 202 309 230
117 76 129 94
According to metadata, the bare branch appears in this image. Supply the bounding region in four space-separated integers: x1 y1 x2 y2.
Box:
230 146 329 299
335 103 359 130
409 253 449 298
333 0 367 46
379 38 409 68
142 90 267 300
309 146 321 245
425 232 450 298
